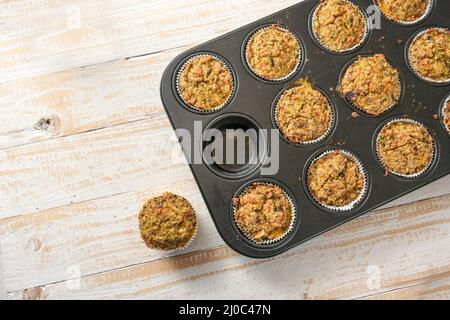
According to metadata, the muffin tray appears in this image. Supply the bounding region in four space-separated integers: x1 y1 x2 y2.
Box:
160 0 450 258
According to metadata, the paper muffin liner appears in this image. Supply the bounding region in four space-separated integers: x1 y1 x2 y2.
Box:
232 181 297 246
311 0 369 54
376 0 433 25
306 149 368 212
441 94 450 135
244 25 302 82
141 195 199 253
273 85 335 145
339 56 402 116
176 53 235 113
375 118 436 179
407 27 450 85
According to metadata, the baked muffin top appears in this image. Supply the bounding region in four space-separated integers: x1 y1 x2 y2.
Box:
408 28 450 83
139 193 197 251
377 121 434 176
444 100 450 134
307 150 365 208
339 54 401 115
376 0 431 23
312 0 367 52
178 55 234 111
276 80 333 144
234 184 293 242
246 25 300 80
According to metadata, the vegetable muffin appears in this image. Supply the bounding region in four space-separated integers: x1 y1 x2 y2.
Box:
234 183 293 243
307 150 365 208
246 25 301 80
408 28 450 83
376 0 431 23
376 121 434 176
339 54 401 115
276 80 333 144
312 0 367 53
444 99 450 134
139 193 197 251
178 55 234 111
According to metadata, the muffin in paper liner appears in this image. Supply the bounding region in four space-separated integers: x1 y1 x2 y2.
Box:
244 24 302 82
338 54 402 116
139 193 199 252
306 149 368 212
311 0 369 54
375 0 433 25
273 80 335 145
441 94 450 135
232 181 297 246
375 118 436 179
407 27 450 85
176 53 235 113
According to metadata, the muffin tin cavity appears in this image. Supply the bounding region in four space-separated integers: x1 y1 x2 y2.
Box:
304 148 369 213
272 81 336 146
338 54 403 116
242 24 304 83
174 53 237 114
441 94 450 136
202 114 266 180
309 0 370 55
374 118 437 179
160 0 450 259
375 0 434 25
231 179 299 249
406 27 450 85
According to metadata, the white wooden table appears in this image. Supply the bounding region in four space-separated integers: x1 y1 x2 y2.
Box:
0 0 449 300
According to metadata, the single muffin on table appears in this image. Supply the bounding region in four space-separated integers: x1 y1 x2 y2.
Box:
376 120 435 177
234 183 294 244
408 28 450 83
246 24 301 81
178 55 234 111
312 0 367 53
339 54 401 116
139 193 197 251
307 150 366 209
376 0 432 23
276 79 334 144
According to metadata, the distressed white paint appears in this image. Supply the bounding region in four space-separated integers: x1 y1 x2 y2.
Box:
0 0 449 300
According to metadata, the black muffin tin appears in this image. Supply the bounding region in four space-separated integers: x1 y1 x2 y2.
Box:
160 0 450 258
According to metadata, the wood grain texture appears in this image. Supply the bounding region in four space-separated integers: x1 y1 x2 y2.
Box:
1 169 449 293
0 0 298 83
1 0 449 300
5 193 450 300
362 273 450 300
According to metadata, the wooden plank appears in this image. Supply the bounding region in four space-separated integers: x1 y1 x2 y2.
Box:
0 46 184 149
5 193 450 300
0 0 298 83
0 115 190 220
361 272 450 300
1 171 448 293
